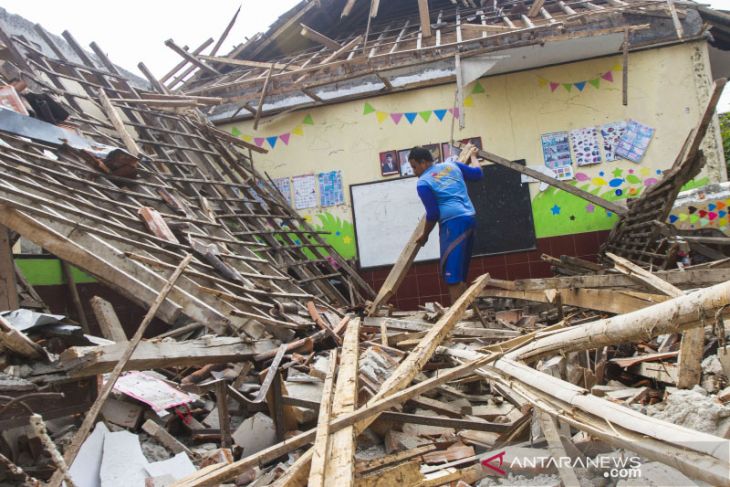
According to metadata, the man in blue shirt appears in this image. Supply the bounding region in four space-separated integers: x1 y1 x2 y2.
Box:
409 146 483 304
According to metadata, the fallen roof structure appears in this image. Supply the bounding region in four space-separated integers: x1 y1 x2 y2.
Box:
0 3 730 487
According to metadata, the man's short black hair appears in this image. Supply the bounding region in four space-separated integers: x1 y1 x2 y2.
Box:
408 147 433 163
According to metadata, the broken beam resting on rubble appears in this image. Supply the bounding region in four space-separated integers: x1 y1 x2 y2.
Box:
507 278 730 363
90 296 128 342
323 320 360 486
59 337 280 377
538 411 581 487
0 315 45 359
447 349 730 486
482 287 668 314
607 252 703 389
308 349 338 487
171 341 496 487
50 254 193 487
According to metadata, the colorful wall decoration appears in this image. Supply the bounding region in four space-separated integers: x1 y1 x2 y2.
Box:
538 65 621 92
363 82 485 124
230 114 314 150
668 182 729 233
318 170 345 207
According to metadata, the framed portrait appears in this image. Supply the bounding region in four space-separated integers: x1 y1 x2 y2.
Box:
423 144 442 164
379 150 399 176
398 149 414 177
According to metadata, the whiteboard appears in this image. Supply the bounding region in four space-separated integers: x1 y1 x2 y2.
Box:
351 177 439 268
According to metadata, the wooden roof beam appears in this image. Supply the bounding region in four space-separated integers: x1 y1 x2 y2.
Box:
300 23 342 50
527 0 545 17
341 0 358 17
419 0 433 38
198 55 300 71
164 39 221 75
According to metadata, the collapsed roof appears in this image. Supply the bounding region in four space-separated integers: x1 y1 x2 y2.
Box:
0 21 374 339
160 0 712 124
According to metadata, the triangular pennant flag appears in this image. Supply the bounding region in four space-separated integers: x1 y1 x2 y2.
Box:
601 71 614 82
231 127 241 137
574 81 586 92
242 135 253 143
549 82 559 92
266 136 278 149
537 77 548 88
451 107 460 119
254 137 265 147
419 111 432 122
612 63 622 71
433 109 447 121
471 81 486 94
292 125 304 136
588 78 600 89
376 111 388 123
279 133 291 145
390 113 403 124
562 83 572 92
405 112 418 124
302 114 314 125
463 96 474 107
363 103 375 115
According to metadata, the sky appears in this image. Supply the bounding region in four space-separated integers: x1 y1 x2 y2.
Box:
1 0 729 110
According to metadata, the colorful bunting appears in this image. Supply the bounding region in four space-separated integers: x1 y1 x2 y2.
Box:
470 81 486 94
365 105 463 125
538 65 621 93
230 114 313 150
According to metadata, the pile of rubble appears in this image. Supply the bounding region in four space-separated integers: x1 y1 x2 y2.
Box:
0 12 729 487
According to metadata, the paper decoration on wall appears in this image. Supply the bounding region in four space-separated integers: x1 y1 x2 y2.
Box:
538 64 621 92
318 170 344 207
521 165 558 191
293 174 317 209
552 165 575 181
569 127 602 166
230 114 314 150
615 119 655 163
600 121 627 162
541 131 573 169
272 177 291 204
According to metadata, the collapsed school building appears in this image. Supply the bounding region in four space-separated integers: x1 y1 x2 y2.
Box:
0 0 730 486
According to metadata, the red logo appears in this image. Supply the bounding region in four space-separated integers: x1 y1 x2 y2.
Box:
481 451 507 475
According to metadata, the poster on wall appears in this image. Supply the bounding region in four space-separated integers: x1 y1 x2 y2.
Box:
318 170 345 207
615 119 655 163
272 177 292 204
569 127 602 166
600 121 627 162
379 151 399 176
292 174 318 209
398 150 414 176
552 165 575 181
540 131 573 169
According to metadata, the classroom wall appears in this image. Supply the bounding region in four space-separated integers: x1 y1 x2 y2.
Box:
221 40 725 271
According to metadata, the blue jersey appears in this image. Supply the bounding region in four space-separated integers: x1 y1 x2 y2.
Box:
416 161 482 223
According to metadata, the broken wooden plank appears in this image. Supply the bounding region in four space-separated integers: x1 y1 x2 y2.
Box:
323 320 360 486
142 419 195 458
90 296 128 342
0 225 18 311
61 260 90 334
49 254 193 487
418 0 433 38
308 349 338 487
537 411 580 487
300 24 342 50
0 314 45 359
60 337 279 377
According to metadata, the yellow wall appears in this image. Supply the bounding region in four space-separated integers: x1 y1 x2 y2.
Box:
222 40 725 259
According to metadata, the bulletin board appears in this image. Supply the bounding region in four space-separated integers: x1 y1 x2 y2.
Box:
351 163 537 268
